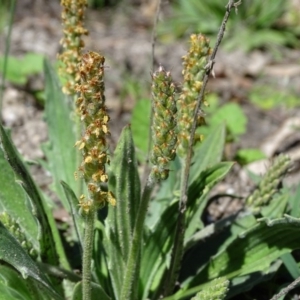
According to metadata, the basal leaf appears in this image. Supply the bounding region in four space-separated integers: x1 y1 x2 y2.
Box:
0 148 38 250
180 215 300 297
43 59 78 208
106 125 141 298
140 201 178 299
146 157 181 228
185 162 234 242
131 99 151 161
60 181 83 247
0 222 62 300
180 212 257 286
0 124 69 271
0 264 32 300
189 123 225 187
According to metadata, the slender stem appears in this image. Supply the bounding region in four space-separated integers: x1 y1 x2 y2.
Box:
82 208 96 300
142 0 162 185
270 276 300 300
163 159 188 296
121 176 155 300
0 0 16 122
163 0 240 296
151 0 162 71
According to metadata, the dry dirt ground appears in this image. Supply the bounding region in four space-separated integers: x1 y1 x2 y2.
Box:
1 0 300 221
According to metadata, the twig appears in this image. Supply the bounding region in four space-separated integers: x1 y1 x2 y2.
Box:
163 0 242 296
270 276 300 300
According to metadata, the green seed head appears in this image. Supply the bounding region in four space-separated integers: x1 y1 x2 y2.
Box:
150 66 177 181
177 34 212 156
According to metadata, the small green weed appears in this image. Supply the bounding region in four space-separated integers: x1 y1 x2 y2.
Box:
161 0 299 51
0 53 44 85
250 83 300 110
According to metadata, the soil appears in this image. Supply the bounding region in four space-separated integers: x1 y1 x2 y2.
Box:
1 1 300 221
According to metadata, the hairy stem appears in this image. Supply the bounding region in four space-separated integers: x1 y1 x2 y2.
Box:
121 176 155 300
142 0 162 185
163 0 241 296
270 276 300 300
163 159 188 295
82 208 96 300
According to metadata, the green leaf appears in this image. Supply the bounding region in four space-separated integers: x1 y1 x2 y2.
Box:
210 103 247 140
220 260 281 299
188 124 228 215
189 123 226 188
21 53 44 75
0 56 26 85
180 212 257 288
0 147 38 250
235 148 266 165
43 59 78 208
142 162 233 299
184 212 256 252
94 220 112 295
0 222 61 300
260 193 288 219
140 201 178 299
146 157 181 228
288 184 300 218
0 53 44 85
179 215 300 299
281 253 300 280
60 181 83 247
106 125 141 298
72 281 111 300
250 84 300 110
0 264 33 300
0 124 69 271
131 99 151 160
185 162 234 242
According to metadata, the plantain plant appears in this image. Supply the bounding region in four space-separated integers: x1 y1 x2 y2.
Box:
0 1 299 300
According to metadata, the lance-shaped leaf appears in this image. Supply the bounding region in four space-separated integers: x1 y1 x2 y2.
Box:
0 221 62 299
0 124 69 270
140 201 178 299
189 123 226 191
43 59 77 208
173 215 300 299
60 181 83 248
0 147 38 251
105 125 141 298
185 161 234 241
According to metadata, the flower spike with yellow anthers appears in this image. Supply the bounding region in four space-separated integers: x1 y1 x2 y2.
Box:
58 0 89 95
177 34 212 156
75 51 116 213
150 66 177 181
